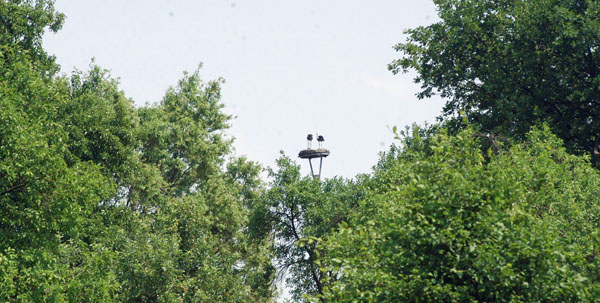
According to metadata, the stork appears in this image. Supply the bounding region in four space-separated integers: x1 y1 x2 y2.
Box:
307 134 313 149
317 134 324 149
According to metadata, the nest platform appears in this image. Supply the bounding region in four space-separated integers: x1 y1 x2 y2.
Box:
298 148 330 159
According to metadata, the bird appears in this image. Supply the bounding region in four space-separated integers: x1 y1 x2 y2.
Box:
595 143 600 156
317 134 324 148
307 134 313 149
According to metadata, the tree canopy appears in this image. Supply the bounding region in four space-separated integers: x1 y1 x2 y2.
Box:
3 1 600 302
0 1 274 301
314 126 600 302
253 154 364 302
391 0 600 160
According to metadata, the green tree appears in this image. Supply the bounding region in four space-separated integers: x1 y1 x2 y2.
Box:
104 67 275 303
0 0 64 75
63 66 275 303
0 32 120 303
0 1 277 301
315 126 600 302
391 0 600 159
256 154 363 302
137 68 231 197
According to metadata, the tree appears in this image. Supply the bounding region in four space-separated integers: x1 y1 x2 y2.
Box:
0 0 64 75
0 32 121 303
137 67 231 197
0 62 275 302
0 1 277 301
391 0 600 160
255 154 364 302
314 126 600 302
90 67 276 302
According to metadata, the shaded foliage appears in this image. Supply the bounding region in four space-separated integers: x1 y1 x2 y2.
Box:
315 126 600 302
254 154 364 302
391 0 600 162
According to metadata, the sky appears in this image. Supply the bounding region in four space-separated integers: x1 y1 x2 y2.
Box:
43 0 445 179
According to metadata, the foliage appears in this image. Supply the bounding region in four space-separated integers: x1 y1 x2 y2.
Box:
0 1 275 301
314 126 600 302
0 39 119 303
255 154 364 302
137 68 231 197
391 0 600 160
0 0 64 74
6 1 600 302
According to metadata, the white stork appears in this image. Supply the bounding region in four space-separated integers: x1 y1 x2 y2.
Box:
307 134 313 149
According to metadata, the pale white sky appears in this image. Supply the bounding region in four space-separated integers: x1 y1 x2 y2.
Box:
43 0 444 179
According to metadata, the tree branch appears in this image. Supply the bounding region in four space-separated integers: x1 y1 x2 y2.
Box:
0 180 29 197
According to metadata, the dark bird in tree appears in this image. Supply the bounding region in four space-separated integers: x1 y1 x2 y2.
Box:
594 144 600 156
307 134 313 148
